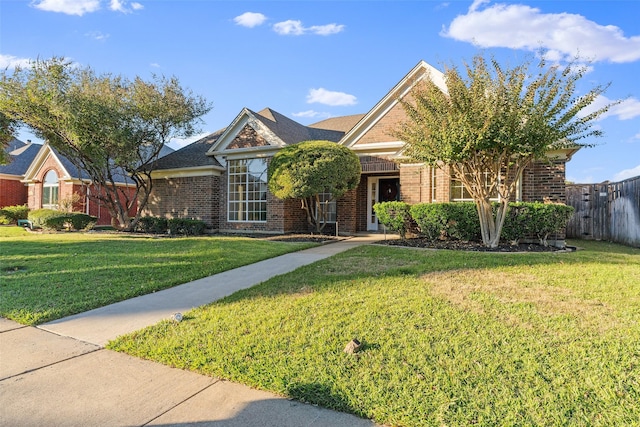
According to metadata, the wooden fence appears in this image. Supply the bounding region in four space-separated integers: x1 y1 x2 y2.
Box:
566 176 640 247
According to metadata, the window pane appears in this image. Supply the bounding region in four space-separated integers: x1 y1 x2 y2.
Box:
228 158 267 222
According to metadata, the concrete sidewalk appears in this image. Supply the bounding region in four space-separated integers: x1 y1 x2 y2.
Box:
1 235 385 426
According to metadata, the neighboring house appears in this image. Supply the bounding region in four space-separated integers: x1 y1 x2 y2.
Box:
15 142 173 226
0 139 40 208
144 60 579 235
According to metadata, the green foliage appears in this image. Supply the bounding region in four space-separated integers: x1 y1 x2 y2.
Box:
410 202 573 245
395 52 617 247
411 203 480 241
268 140 361 232
26 209 96 231
168 218 207 236
27 209 60 228
0 57 211 229
527 202 575 246
373 201 412 240
0 204 29 224
135 216 169 234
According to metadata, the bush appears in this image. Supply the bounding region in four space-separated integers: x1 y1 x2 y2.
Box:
410 203 480 241
0 204 29 224
373 201 412 240
410 201 573 245
526 202 574 246
40 212 97 231
168 218 207 236
135 216 168 234
28 209 61 228
410 204 448 241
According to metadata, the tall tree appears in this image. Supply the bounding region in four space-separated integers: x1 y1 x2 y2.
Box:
395 53 617 247
0 57 211 229
268 140 361 233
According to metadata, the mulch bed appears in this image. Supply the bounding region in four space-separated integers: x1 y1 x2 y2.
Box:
380 237 569 252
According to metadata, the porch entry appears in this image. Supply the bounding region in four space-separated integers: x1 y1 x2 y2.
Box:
366 176 400 231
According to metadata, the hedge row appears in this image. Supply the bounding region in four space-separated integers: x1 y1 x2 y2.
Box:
27 209 97 231
0 204 29 224
374 201 574 246
135 216 207 236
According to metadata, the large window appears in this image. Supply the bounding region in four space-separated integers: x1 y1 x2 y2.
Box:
450 171 499 201
42 170 59 209
228 158 267 222
315 192 337 224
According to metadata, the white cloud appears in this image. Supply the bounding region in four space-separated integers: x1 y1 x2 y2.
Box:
110 0 143 13
443 2 640 63
234 12 267 28
273 20 305 36
308 23 345 36
273 20 344 36
306 88 357 106
85 31 109 41
292 110 331 119
580 95 640 121
613 165 640 181
0 54 32 69
31 0 101 16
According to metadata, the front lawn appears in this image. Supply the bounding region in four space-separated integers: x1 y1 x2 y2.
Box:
0 227 315 324
109 240 640 426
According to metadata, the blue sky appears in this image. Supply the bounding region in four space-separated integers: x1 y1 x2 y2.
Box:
2 0 639 183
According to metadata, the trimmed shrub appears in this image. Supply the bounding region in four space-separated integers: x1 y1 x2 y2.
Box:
501 202 531 244
410 202 480 241
410 203 448 241
373 201 412 240
0 204 29 224
526 202 574 246
41 212 97 231
28 209 61 228
168 218 207 236
135 216 168 234
69 213 97 231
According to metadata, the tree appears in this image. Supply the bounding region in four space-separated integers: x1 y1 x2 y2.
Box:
268 140 361 233
0 57 211 229
0 112 16 165
395 53 616 248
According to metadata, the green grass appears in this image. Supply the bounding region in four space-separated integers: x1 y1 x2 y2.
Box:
109 240 640 426
0 226 315 325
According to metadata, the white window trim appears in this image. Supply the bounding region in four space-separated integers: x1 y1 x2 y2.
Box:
227 158 267 223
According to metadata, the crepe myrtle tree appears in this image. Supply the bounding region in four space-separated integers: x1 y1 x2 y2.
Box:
394 53 617 248
0 57 211 229
268 140 361 233
0 112 17 165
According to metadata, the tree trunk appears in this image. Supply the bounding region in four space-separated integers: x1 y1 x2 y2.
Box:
476 198 510 248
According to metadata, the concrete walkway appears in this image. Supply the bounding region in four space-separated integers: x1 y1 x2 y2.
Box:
1 235 385 427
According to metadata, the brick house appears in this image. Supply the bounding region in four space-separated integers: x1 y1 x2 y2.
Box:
19 142 140 226
1 139 40 208
145 61 579 235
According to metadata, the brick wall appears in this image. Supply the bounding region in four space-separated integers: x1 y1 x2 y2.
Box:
521 159 567 203
227 125 269 150
145 175 220 227
355 99 411 145
0 178 28 207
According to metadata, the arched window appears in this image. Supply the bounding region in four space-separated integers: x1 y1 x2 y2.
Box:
42 170 59 209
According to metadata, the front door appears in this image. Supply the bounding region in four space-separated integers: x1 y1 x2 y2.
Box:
367 176 400 231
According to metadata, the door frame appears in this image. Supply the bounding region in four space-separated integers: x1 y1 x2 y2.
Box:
366 175 400 231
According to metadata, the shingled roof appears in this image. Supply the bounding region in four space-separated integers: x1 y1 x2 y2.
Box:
253 108 346 144
0 140 41 177
152 129 225 170
308 114 366 133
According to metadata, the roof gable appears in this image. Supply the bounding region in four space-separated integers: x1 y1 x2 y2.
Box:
340 60 446 154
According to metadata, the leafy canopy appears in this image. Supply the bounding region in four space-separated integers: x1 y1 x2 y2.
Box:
395 53 616 247
268 140 361 232
0 57 211 229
